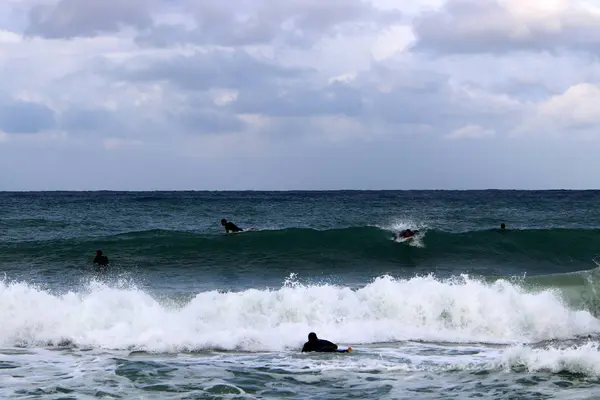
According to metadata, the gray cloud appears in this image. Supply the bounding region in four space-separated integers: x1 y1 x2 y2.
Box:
26 0 153 38
59 108 119 133
110 45 518 131
113 49 310 91
232 82 364 118
168 109 246 134
228 60 521 134
411 0 600 55
136 0 402 48
0 99 55 133
3 0 600 190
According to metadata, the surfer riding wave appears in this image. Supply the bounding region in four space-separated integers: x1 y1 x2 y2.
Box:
396 229 418 240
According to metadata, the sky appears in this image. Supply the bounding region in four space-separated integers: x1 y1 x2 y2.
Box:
1 0 600 190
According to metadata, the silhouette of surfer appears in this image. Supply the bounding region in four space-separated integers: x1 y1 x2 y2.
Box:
93 250 109 271
301 332 352 353
221 218 243 233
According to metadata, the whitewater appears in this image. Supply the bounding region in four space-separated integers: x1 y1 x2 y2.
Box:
2 274 598 351
3 273 600 399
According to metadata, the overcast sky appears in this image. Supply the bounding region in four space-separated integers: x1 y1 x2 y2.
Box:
1 0 599 190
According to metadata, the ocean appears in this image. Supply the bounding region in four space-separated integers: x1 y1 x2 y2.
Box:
1 190 600 399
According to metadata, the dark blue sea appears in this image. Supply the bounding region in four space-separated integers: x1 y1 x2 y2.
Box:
1 190 600 399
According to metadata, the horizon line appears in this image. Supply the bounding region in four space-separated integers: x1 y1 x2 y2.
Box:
1 188 599 193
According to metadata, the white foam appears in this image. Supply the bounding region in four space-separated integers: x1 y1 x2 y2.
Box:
0 275 598 352
376 218 427 234
497 342 600 376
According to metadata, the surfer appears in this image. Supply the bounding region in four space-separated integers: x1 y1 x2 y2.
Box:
397 229 417 240
221 218 243 233
93 250 109 271
301 332 351 353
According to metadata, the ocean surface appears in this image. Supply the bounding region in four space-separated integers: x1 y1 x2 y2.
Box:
1 190 600 399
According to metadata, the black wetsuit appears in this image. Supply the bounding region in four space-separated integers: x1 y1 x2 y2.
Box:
224 222 243 233
302 339 340 353
94 255 109 267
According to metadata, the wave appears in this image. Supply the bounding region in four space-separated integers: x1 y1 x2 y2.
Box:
497 342 600 376
2 226 600 272
1 274 598 352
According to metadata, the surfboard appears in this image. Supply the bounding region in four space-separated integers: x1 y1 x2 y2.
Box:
333 347 352 353
232 227 257 234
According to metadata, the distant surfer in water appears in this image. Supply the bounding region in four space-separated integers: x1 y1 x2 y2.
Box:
396 229 418 240
93 250 109 271
301 332 352 353
221 219 243 233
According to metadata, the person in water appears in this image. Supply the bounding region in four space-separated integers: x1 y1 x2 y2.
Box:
500 223 506 230
301 332 351 353
93 250 109 270
221 218 243 233
397 229 418 239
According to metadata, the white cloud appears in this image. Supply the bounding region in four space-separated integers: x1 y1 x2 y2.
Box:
412 0 600 55
515 83 600 136
538 83 600 127
446 124 496 140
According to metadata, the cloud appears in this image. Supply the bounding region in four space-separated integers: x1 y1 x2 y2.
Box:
0 0 600 190
59 108 119 133
113 49 310 92
136 0 403 48
232 81 364 118
412 0 600 55
446 124 495 140
103 138 143 150
0 98 55 133
167 108 247 135
515 83 600 136
26 0 153 38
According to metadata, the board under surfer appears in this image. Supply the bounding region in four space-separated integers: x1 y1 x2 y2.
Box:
301 332 352 353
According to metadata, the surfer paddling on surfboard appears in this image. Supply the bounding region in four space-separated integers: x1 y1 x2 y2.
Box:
221 218 257 233
221 219 243 233
301 332 352 353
